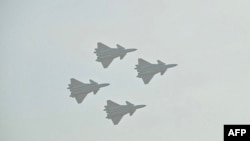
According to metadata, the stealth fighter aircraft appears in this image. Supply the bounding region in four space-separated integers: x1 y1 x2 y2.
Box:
135 58 177 84
104 100 146 125
94 42 137 68
67 78 110 104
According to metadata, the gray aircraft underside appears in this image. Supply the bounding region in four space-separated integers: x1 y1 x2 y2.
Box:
67 78 109 104
135 58 177 84
94 42 137 68
104 100 146 125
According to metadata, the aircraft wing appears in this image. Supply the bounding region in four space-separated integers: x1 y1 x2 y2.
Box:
105 100 120 111
111 115 124 125
107 100 120 107
100 58 115 68
70 78 84 85
138 58 151 66
97 42 111 50
141 74 155 84
74 93 88 104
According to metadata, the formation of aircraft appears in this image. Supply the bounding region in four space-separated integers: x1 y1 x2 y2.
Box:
67 42 177 125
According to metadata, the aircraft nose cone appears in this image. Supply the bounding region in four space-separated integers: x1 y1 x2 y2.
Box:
169 64 177 68
99 83 110 87
135 105 146 109
126 48 137 52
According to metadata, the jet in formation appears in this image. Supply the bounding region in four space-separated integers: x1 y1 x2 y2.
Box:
135 58 177 84
104 100 146 125
94 42 137 68
67 78 110 104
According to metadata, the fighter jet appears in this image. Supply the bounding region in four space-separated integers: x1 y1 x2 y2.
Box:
94 42 137 68
67 78 110 104
104 100 146 125
135 58 177 84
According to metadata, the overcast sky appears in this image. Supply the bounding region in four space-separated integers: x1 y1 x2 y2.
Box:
1 0 250 141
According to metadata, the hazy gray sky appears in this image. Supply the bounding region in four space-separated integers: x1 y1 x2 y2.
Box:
1 0 250 141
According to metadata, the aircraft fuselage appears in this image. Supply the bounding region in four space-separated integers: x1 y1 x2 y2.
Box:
106 105 134 118
69 84 98 96
137 64 177 77
96 49 126 60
